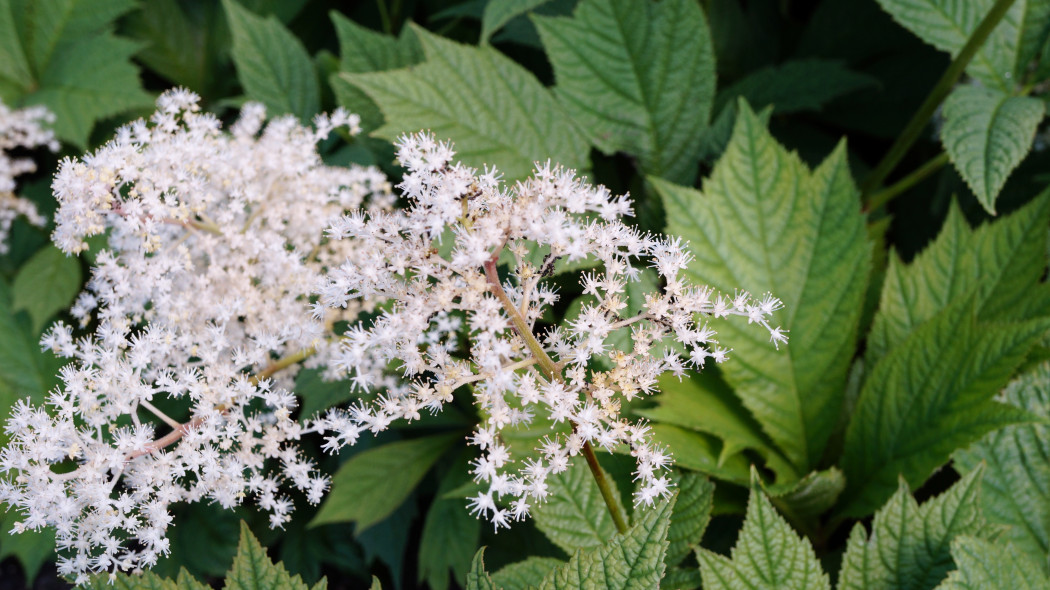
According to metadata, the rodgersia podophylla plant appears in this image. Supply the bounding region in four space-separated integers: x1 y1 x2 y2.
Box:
0 89 393 582
0 100 58 253
315 132 787 531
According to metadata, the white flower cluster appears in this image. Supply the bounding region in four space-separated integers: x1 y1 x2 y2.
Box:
0 89 393 582
315 132 787 530
0 100 57 253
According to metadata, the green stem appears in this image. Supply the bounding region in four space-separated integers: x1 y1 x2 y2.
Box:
860 0 1018 199
250 347 316 385
483 256 630 534
865 152 950 212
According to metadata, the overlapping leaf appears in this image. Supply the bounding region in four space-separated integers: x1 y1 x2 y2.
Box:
941 85 1045 214
934 536 1050 590
714 59 877 115
492 557 563 590
532 460 627 554
418 458 482 590
343 26 588 182
955 361 1050 573
533 0 714 184
664 472 714 567
654 102 870 475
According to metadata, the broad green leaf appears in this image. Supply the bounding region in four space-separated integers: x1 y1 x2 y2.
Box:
539 496 674 590
466 548 497 590
311 433 458 531
872 0 1014 90
714 59 877 115
532 459 627 554
867 192 1050 368
654 101 871 474
122 0 227 94
492 557 563 590
766 467 845 525
225 521 309 590
649 424 751 485
838 467 994 590
533 0 714 184
178 569 212 590
697 101 772 163
418 458 482 590
223 0 319 121
343 25 588 182
0 0 151 147
482 0 552 42
638 371 796 481
698 483 831 590
941 86 1045 214
329 12 421 133
12 245 81 335
934 536 1050 589
954 361 1050 573
295 368 354 419
86 572 178 590
839 298 1047 517
664 472 714 567
0 509 54 583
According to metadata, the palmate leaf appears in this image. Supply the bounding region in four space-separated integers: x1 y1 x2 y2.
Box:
310 433 458 532
343 25 588 182
839 297 1048 518
533 0 714 184
837 467 994 590
653 101 870 476
934 536 1050 590
223 0 319 122
538 497 674 590
698 481 830 590
954 362 1050 573
866 191 1050 368
940 85 1045 214
532 460 627 554
0 0 151 147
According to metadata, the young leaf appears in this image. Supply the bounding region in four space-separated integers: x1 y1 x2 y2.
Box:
12 245 81 335
653 101 871 475
837 467 994 590
342 25 588 182
532 459 627 554
466 548 498 590
954 361 1050 573
866 192 1050 368
766 467 845 525
311 433 458 531
0 0 151 147
223 0 319 121
533 0 715 184
698 483 831 590
492 557 564 590
664 472 714 568
934 536 1050 589
839 298 1048 517
940 85 1045 214
714 59 877 115
539 496 674 589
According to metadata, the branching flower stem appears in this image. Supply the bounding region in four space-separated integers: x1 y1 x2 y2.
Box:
483 255 630 534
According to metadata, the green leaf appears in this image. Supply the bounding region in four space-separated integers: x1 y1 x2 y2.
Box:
295 368 354 419
539 496 674 590
0 0 151 147
867 192 1050 368
664 472 714 568
224 521 309 590
12 245 81 335
418 457 482 590
311 433 458 531
329 12 421 133
223 0 319 121
0 509 55 582
532 459 627 554
954 361 1050 573
86 572 178 590
533 0 714 184
872 0 1014 90
934 536 1050 590
482 0 552 42
343 25 588 182
653 101 871 475
492 557 564 590
466 548 498 590
766 467 845 525
649 424 751 485
697 483 831 590
941 86 1045 214
838 467 995 590
839 298 1048 518
122 0 227 94
714 59 877 115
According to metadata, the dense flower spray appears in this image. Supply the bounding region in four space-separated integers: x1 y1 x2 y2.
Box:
0 100 58 253
0 90 392 582
314 132 787 530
